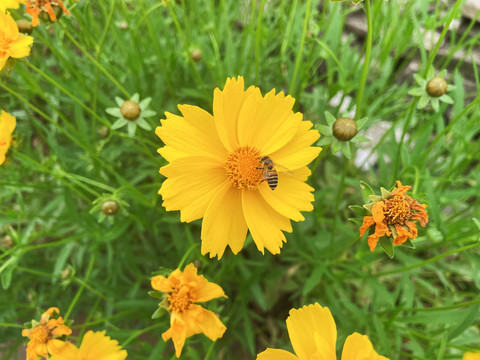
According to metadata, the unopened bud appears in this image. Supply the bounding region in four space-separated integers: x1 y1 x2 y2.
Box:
121 100 141 121
38 4 63 22
332 117 358 141
0 235 13 249
101 200 119 215
426 77 447 97
190 48 202 62
16 19 33 34
98 126 109 138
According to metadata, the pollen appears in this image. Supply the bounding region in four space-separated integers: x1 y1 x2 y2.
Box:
224 146 264 190
168 287 192 313
383 195 412 225
30 325 50 343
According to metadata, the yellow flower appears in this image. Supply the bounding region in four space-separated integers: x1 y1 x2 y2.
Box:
0 0 26 11
359 180 428 252
0 110 16 165
26 0 69 27
50 330 128 360
256 303 389 360
151 263 227 358
0 10 33 70
156 76 321 258
22 307 72 360
464 352 480 360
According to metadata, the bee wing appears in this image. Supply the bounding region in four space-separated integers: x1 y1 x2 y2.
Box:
274 163 293 176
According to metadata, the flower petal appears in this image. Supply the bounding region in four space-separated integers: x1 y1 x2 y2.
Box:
341 333 389 360
259 167 314 222
237 89 300 155
185 304 226 341
201 182 248 258
242 189 292 255
286 303 337 360
49 342 79 360
270 121 320 171
159 156 226 222
156 105 226 162
256 349 300 360
8 35 33 58
213 76 257 151
183 263 227 302
76 331 127 360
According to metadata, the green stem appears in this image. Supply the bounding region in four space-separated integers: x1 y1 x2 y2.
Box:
64 255 96 321
329 159 349 247
354 0 373 120
290 0 311 98
255 0 267 84
120 323 164 347
392 98 418 179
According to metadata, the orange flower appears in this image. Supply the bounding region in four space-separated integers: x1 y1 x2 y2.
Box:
0 10 33 70
22 307 72 360
359 180 428 252
26 0 69 27
151 263 227 357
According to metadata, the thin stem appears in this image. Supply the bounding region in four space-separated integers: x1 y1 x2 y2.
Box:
329 159 349 247
120 323 164 347
354 0 373 120
290 0 311 98
64 255 96 321
392 98 418 179
254 0 267 83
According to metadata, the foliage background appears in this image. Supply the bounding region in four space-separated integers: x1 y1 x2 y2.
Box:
1 0 479 359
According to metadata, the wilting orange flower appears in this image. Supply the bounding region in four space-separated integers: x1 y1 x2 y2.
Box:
156 76 321 258
359 180 428 252
0 11 33 70
151 263 227 357
26 0 69 27
22 307 72 360
50 330 127 360
0 0 26 12
257 303 389 360
0 110 17 166
464 352 480 360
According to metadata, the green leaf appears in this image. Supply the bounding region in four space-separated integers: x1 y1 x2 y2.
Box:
151 306 166 320
402 239 415 249
413 74 426 87
408 88 426 97
350 135 370 143
348 218 364 225
317 124 332 136
417 94 430 109
302 265 326 296
148 291 164 299
379 237 394 259
360 181 375 203
1 264 14 290
324 111 337 127
349 205 367 216
356 117 368 129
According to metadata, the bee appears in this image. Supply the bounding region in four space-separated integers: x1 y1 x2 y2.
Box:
259 156 291 190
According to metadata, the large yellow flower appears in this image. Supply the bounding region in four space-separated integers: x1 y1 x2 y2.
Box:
257 303 389 360
464 352 480 360
0 0 26 11
0 10 33 70
151 263 227 358
156 76 321 258
22 307 72 360
0 110 16 165
50 330 128 360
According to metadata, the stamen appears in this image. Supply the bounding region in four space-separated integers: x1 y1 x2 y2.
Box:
30 325 50 343
168 287 192 313
383 195 412 225
224 146 264 190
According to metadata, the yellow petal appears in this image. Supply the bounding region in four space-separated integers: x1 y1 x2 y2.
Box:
286 304 336 360
242 189 291 255
271 120 321 171
201 182 248 258
0 57 8 72
464 352 480 360
182 263 227 302
163 312 188 358
151 274 173 292
156 105 226 162
47 338 70 355
159 155 226 222
1 11 18 39
9 34 33 58
256 348 300 360
237 89 300 155
259 167 314 222
341 333 389 360
185 304 226 341
49 342 79 360
213 76 257 151
75 330 127 360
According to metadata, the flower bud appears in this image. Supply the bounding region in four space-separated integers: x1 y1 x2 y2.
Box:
0 235 13 249
332 117 357 141
190 48 202 62
101 200 119 215
38 4 63 23
61 267 71 280
16 19 33 34
121 100 141 120
98 126 109 138
426 77 447 97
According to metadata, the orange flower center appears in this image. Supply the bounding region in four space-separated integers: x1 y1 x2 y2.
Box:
168 286 192 313
30 325 51 343
224 146 264 190
383 195 412 225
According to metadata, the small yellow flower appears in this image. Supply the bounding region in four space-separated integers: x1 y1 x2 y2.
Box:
25 0 69 27
0 110 17 166
50 330 127 360
156 76 321 258
0 0 26 12
151 263 227 358
22 307 72 360
0 11 33 70
464 352 480 360
256 303 389 360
